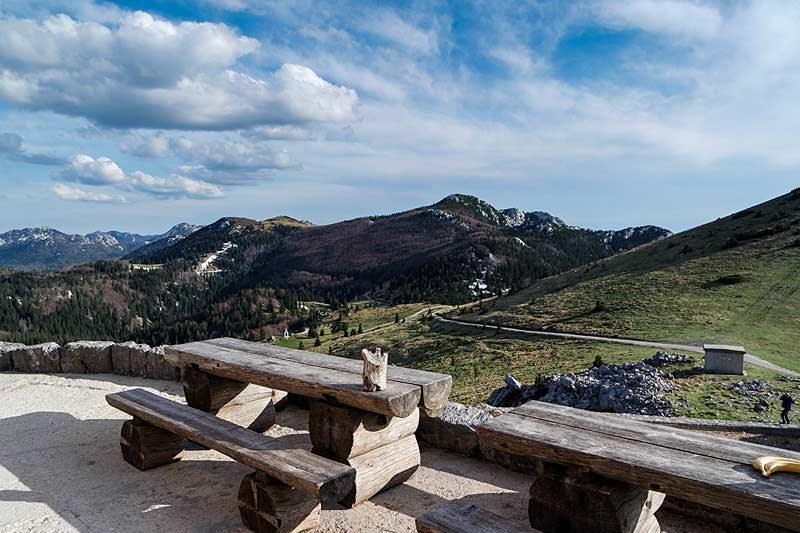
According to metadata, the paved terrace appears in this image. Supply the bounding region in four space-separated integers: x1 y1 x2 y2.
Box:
0 372 741 532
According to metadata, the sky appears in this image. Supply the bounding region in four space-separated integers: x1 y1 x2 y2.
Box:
0 0 798 235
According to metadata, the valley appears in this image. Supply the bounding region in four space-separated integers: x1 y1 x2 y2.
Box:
2 190 800 423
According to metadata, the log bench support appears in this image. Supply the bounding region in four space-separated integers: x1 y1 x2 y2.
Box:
528 463 664 533
238 471 321 533
183 365 276 432
309 401 421 507
120 418 185 470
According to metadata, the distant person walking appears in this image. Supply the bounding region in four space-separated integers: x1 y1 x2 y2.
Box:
781 392 794 424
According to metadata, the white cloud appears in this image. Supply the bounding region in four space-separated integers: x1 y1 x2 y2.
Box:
0 131 63 165
120 135 171 158
59 154 126 185
53 154 224 200
120 133 301 183
52 183 126 203
128 171 224 199
357 9 438 54
243 125 314 141
170 138 299 173
0 12 359 130
593 0 722 40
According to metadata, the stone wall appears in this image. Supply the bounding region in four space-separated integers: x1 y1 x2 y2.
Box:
0 340 180 381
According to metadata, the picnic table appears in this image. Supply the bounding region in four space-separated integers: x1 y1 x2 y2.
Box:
107 337 452 532
477 400 800 533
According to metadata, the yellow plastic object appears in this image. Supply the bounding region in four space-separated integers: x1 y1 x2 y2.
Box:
753 456 800 478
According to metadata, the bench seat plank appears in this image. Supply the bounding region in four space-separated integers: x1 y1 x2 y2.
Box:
205 337 452 414
164 342 421 418
478 402 800 531
416 500 532 533
513 401 800 466
106 388 355 500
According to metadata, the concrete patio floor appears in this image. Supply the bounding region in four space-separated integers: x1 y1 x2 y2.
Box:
0 373 721 532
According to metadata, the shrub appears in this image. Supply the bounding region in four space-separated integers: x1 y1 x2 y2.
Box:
716 274 745 285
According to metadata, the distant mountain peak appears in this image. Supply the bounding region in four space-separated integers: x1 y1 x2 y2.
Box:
0 223 200 271
435 194 506 226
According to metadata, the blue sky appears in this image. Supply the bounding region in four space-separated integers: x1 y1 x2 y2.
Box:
0 0 798 234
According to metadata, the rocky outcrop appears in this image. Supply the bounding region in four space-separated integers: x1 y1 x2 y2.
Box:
1 340 180 381
723 379 784 414
486 359 677 416
643 351 694 367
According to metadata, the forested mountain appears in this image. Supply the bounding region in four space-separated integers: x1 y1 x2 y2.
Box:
0 224 199 271
0 194 669 345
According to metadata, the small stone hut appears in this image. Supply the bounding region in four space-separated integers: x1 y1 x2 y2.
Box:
703 344 745 375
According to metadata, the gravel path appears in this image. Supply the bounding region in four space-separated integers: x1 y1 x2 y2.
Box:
436 316 800 377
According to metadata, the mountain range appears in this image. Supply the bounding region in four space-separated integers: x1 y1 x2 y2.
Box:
0 193 671 345
0 223 199 271
126 194 671 303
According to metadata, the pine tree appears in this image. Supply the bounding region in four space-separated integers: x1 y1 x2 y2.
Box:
357 323 363 334
394 313 400 324
314 337 322 347
298 341 305 350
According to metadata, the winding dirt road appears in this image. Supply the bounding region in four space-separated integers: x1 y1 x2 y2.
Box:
435 315 800 377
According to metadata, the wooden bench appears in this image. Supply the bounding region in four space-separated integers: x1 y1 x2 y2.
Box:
477 400 800 533
163 338 452 507
416 500 532 532
107 388 355 531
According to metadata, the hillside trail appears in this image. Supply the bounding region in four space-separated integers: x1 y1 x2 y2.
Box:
435 315 800 378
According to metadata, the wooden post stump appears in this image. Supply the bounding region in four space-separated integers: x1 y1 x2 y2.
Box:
361 347 388 392
528 465 664 533
120 417 184 470
308 401 421 507
183 365 276 432
238 471 320 533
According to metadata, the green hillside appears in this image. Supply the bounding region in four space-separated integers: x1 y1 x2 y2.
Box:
461 188 800 372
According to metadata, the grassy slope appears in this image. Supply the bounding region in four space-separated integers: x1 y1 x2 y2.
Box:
307 310 655 403
461 189 800 372
267 302 797 422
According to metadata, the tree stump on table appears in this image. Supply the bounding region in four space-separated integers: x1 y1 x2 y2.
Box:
361 347 388 392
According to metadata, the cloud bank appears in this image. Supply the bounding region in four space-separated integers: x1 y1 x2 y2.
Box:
52 154 224 202
0 11 359 130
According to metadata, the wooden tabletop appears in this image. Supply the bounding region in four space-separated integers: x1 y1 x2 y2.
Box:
164 337 451 418
477 400 800 531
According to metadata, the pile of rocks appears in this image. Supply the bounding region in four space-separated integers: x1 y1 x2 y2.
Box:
643 351 694 367
0 340 179 381
486 358 677 416
724 379 776 413
417 402 504 457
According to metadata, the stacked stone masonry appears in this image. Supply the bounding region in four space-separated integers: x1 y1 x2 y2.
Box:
0 340 180 381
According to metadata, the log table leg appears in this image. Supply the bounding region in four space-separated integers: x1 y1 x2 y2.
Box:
120 417 185 470
183 365 276 432
528 464 664 533
308 401 421 507
238 471 321 533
